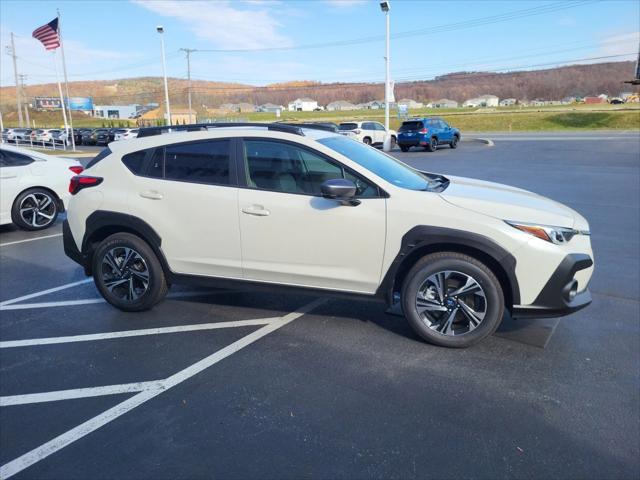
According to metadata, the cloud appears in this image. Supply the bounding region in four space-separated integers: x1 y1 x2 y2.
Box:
596 31 640 58
132 0 292 50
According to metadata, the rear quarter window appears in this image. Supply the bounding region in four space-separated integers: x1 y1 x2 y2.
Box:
121 150 147 174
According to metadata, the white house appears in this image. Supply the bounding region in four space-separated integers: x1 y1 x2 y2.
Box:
429 98 458 108
258 103 284 113
366 100 385 110
463 95 499 108
499 98 517 106
397 98 424 109
326 100 357 111
288 98 318 112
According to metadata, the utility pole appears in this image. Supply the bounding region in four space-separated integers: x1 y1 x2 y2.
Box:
9 33 24 128
380 1 392 151
180 48 197 124
18 74 30 127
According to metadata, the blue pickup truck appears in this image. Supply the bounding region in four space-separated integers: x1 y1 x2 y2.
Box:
397 117 460 152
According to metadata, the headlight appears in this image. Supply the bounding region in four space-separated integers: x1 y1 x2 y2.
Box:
505 221 589 245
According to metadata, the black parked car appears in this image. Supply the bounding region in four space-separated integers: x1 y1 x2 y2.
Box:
95 129 111 146
81 129 96 145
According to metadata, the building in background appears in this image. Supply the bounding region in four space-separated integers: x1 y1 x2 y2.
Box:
93 104 140 119
499 98 517 106
397 98 423 109
258 103 285 113
463 95 499 108
584 96 607 104
288 98 318 111
326 100 357 111
428 98 458 108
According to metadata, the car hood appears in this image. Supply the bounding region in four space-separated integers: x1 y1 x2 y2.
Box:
439 175 577 228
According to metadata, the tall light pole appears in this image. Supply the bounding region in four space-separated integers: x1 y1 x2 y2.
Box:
380 1 391 151
180 48 197 124
157 26 171 125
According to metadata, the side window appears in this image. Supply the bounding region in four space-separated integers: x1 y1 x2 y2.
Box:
122 150 147 174
0 150 34 167
374 123 386 131
146 148 164 178
163 140 230 185
362 122 374 131
243 139 379 198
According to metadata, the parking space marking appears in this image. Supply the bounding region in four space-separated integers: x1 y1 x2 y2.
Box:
0 233 63 248
0 298 104 311
0 297 326 479
0 317 280 348
0 381 162 407
0 279 93 307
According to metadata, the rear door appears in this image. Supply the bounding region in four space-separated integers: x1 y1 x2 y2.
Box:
236 138 386 293
126 138 242 278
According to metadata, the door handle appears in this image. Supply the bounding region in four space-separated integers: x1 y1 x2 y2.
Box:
139 190 163 200
241 205 270 216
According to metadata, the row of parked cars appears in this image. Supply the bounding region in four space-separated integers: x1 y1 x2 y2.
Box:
1 127 139 147
334 117 461 152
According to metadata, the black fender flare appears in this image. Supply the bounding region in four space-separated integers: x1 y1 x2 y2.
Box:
376 226 520 307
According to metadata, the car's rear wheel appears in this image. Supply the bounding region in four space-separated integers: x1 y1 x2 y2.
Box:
11 188 59 231
400 145 409 152
450 136 459 149
390 136 397 149
363 137 372 146
93 233 168 312
401 252 504 348
425 137 438 152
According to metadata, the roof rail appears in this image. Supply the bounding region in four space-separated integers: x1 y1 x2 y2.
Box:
136 122 305 138
275 122 339 133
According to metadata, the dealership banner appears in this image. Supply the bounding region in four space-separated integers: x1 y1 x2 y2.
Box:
67 97 93 111
35 97 63 110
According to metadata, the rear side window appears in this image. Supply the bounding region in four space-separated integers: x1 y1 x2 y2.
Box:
85 147 112 169
339 123 358 131
122 150 146 174
0 150 35 167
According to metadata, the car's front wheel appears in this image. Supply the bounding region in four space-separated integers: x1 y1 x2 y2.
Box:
450 136 459 149
93 233 168 312
401 252 504 348
11 188 59 230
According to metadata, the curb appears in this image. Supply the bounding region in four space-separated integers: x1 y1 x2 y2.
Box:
462 137 494 147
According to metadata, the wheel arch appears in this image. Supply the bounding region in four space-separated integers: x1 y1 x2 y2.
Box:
82 211 170 277
377 226 520 311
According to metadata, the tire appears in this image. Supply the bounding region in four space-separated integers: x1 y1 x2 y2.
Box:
400 145 409 152
425 137 438 152
11 188 59 231
401 252 504 348
450 136 459 149
93 232 168 312
363 137 372 146
390 136 397 149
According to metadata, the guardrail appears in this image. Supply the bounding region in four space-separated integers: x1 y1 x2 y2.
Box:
0 136 69 150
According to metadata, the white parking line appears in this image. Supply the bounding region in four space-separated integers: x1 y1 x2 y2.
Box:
0 297 326 479
0 381 162 407
0 279 93 307
0 317 279 348
0 233 63 248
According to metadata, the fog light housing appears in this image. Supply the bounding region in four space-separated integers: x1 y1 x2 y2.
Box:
563 279 578 302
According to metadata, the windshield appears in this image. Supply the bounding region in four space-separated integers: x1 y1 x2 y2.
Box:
339 123 358 131
318 135 438 191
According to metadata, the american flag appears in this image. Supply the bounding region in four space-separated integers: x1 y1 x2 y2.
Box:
32 18 60 50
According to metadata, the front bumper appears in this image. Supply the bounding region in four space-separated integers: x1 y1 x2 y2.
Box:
512 253 593 318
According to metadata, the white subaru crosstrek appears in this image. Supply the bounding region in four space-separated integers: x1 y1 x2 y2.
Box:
1 145 83 230
63 123 593 348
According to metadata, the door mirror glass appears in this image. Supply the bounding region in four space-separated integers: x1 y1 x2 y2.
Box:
321 178 359 205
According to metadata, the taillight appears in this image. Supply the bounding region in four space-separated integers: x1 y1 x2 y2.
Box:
420 128 429 134
69 175 103 195
69 165 84 175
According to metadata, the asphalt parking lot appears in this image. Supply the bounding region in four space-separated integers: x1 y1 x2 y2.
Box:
1 131 638 479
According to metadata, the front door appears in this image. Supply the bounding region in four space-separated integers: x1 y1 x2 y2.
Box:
237 138 386 294
126 138 242 278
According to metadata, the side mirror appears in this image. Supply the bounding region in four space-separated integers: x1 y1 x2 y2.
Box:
321 178 360 206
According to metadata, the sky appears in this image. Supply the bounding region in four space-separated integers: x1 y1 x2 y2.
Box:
0 0 638 89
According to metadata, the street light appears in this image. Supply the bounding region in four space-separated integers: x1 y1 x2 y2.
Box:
157 25 172 126
380 1 391 151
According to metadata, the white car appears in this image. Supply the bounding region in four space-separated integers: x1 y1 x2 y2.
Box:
114 128 139 141
338 121 397 147
33 129 55 144
0 145 83 230
63 123 593 348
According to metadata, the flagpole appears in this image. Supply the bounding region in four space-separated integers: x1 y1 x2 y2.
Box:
57 10 75 151
52 50 70 144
